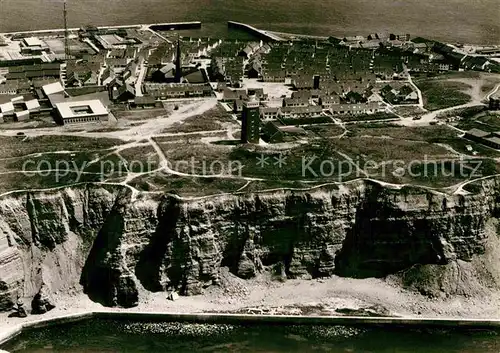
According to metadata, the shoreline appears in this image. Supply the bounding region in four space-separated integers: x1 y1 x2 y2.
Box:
0 21 201 36
0 20 498 47
2 310 500 347
2 272 500 345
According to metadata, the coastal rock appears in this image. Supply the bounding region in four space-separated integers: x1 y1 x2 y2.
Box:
80 190 141 308
31 283 55 314
0 178 499 310
16 300 27 318
0 185 118 311
167 291 179 301
237 254 256 279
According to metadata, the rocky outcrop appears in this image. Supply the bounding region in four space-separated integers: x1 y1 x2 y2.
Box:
31 283 56 314
0 178 499 310
0 185 119 311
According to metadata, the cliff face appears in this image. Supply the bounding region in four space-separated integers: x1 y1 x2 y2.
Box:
0 179 498 310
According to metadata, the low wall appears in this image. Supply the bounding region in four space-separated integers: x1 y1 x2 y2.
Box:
149 22 202 32
227 21 283 41
2 311 500 347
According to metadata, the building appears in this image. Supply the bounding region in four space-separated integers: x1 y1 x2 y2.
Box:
222 88 248 102
465 128 490 143
152 63 176 83
291 90 312 100
313 75 320 90
490 96 500 110
329 103 385 115
6 63 60 80
464 128 500 149
131 96 160 109
260 107 281 120
280 105 323 119
42 82 65 97
241 97 260 144
263 121 307 143
319 95 341 108
283 97 309 107
144 83 212 99
0 101 14 116
0 82 18 95
25 99 41 113
55 100 109 124
233 99 245 113
20 37 49 55
175 38 182 83
16 110 30 122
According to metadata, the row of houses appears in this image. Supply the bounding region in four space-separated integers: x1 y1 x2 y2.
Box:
144 83 212 99
464 128 500 150
258 102 385 120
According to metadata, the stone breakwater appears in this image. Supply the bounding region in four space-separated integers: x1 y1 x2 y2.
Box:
0 177 499 310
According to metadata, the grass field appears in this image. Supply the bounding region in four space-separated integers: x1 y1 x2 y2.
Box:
0 135 127 193
305 124 345 138
128 173 248 196
415 79 472 111
162 104 238 134
456 112 500 133
348 124 459 142
0 136 124 159
348 122 500 158
338 112 398 122
112 107 167 121
0 114 498 195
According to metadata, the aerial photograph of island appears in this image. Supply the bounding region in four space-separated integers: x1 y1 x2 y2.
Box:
0 0 499 351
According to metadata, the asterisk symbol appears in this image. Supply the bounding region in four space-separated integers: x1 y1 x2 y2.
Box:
256 154 270 168
274 153 287 168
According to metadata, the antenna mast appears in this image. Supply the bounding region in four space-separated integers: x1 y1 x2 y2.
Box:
64 0 70 60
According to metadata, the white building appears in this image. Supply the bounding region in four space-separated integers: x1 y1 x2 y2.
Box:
55 100 109 124
42 82 65 96
0 101 14 116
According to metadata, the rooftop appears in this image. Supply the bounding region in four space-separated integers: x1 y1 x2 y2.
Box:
55 100 108 119
23 37 44 47
466 128 490 138
42 82 64 96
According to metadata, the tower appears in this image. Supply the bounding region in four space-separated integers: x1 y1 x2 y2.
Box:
313 75 320 90
241 93 260 144
174 35 182 83
64 0 70 60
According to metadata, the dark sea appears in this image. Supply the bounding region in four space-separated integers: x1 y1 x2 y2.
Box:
0 0 499 44
2 319 500 352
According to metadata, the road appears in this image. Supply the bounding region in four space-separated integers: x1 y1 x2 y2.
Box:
404 65 424 109
134 57 147 97
486 83 500 101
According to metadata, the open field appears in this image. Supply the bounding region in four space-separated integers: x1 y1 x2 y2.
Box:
0 135 127 193
314 123 500 186
348 122 500 158
415 79 472 111
338 112 398 122
456 112 500 133
161 104 239 134
0 135 124 159
129 173 248 196
431 72 500 95
112 107 168 121
0 98 497 195
348 123 459 141
305 124 345 138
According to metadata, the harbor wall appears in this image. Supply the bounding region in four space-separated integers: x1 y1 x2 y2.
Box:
2 311 500 346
